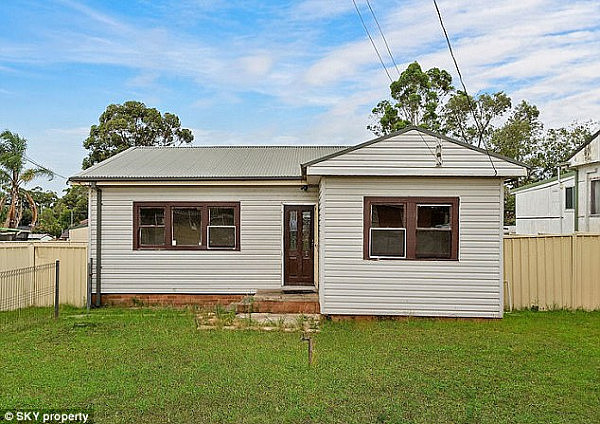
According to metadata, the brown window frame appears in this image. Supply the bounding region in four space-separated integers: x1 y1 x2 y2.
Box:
363 197 459 261
591 180 600 216
133 202 240 251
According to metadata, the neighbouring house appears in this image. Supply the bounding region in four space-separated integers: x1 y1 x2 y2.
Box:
68 219 89 242
568 129 600 232
27 232 54 241
513 172 575 234
69 127 527 318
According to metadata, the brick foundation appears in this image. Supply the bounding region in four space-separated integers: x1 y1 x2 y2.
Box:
92 293 246 308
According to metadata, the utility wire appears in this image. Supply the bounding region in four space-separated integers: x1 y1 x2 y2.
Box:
432 0 497 176
24 155 68 180
365 0 400 77
351 0 393 83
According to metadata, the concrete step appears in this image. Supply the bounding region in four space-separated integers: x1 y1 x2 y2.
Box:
236 292 320 314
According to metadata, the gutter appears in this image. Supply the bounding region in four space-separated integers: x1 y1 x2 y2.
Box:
91 182 102 307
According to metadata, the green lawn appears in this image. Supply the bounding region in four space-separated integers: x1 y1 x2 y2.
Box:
1 308 598 423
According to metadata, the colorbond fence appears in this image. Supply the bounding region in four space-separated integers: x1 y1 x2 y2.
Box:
504 234 600 311
0 242 88 307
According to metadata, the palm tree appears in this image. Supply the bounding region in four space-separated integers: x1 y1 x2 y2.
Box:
0 130 54 228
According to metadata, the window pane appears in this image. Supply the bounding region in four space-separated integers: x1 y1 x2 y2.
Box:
209 207 235 225
172 208 201 246
209 227 235 248
140 208 164 226
416 230 451 258
371 204 404 227
140 227 165 246
565 187 574 210
417 205 450 228
371 229 405 257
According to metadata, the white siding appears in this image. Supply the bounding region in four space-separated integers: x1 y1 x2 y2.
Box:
89 185 317 294
306 130 526 178
575 163 600 232
515 176 575 234
319 176 504 318
569 134 599 168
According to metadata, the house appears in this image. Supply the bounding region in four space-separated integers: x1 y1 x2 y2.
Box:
512 172 575 234
68 219 89 242
69 127 527 318
27 232 54 241
567 129 600 232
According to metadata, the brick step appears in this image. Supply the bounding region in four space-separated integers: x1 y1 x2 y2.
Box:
236 293 320 314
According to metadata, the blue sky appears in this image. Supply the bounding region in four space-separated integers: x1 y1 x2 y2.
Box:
1 0 599 193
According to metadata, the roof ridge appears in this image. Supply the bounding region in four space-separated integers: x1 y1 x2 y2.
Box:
135 145 349 149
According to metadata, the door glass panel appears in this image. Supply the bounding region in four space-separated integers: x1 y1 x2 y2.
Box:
289 210 297 250
302 211 311 255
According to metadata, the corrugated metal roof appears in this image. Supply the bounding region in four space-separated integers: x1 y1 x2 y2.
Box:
70 146 348 181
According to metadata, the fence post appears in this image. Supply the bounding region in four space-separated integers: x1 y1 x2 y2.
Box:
87 258 93 312
54 260 60 319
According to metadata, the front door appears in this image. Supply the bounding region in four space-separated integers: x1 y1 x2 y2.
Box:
284 205 314 286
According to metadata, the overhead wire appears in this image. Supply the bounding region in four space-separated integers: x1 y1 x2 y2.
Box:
351 0 394 83
432 0 497 176
365 0 401 77
24 155 68 180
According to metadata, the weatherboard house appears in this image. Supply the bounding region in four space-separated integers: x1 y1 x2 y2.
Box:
69 127 527 318
513 128 600 235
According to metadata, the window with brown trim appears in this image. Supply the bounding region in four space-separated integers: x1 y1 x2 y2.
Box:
591 180 600 215
133 202 240 251
364 197 459 260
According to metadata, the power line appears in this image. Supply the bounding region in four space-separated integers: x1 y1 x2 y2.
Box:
351 0 393 83
432 0 497 176
365 0 400 77
24 155 68 180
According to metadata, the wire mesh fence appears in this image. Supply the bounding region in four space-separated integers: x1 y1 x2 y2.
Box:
0 261 59 330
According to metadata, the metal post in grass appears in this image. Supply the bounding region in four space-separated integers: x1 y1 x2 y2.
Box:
54 260 60 319
87 258 93 312
301 333 313 366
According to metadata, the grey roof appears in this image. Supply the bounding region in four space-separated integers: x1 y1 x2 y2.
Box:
69 146 348 182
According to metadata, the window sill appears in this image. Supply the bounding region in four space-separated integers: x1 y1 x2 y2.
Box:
134 246 239 252
366 257 458 262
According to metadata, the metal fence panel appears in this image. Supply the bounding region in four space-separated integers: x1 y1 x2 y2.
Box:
504 234 600 310
0 242 87 307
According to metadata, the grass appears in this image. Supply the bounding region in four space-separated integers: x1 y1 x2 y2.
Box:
0 307 598 423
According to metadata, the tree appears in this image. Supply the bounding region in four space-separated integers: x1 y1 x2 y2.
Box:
20 187 59 227
82 101 194 169
368 62 453 135
533 121 598 180
489 101 543 171
0 130 54 228
444 91 512 148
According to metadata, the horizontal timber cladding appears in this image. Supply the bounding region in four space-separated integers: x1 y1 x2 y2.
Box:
318 176 504 318
306 129 526 177
89 185 317 294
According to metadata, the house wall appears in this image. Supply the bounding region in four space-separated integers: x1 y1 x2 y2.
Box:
514 177 575 234
306 129 526 178
575 163 600 232
89 184 317 294
318 176 504 318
